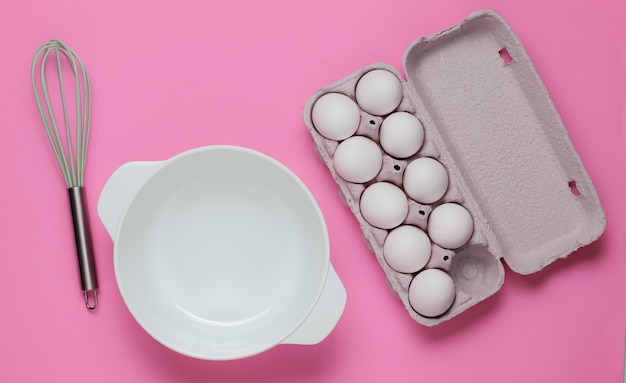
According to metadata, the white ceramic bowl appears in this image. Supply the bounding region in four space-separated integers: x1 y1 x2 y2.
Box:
98 146 346 360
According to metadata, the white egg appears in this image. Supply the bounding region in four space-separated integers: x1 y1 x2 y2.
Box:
311 93 360 140
333 136 382 183
428 203 474 249
379 112 424 158
383 225 431 273
403 158 449 204
355 70 403 116
409 268 456 317
360 182 408 229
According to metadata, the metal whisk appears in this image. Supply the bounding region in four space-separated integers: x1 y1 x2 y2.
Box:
31 40 99 310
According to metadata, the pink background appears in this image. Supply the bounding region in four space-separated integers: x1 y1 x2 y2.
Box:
1 0 625 382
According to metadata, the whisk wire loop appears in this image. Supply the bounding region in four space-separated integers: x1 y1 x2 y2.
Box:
55 48 77 186
34 47 69 185
32 40 91 188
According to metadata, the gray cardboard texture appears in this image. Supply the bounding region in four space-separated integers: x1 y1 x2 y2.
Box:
303 10 605 326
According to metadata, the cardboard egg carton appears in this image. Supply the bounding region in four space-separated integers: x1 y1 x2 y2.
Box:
303 10 605 326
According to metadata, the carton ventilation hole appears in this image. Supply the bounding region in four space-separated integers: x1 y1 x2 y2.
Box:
569 180 581 196
369 120 376 125
499 47 513 64
393 164 401 171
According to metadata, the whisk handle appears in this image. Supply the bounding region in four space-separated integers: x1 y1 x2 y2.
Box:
68 187 99 309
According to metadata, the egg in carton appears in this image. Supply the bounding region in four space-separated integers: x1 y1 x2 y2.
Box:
303 10 605 326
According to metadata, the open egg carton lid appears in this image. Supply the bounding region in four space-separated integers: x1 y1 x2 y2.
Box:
303 10 606 326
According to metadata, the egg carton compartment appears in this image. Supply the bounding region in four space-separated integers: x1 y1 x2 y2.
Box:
303 10 605 326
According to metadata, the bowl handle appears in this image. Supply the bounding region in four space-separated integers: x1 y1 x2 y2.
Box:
281 264 346 345
97 161 162 239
